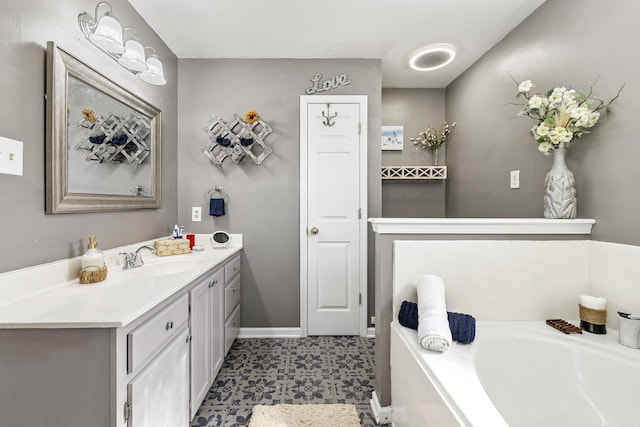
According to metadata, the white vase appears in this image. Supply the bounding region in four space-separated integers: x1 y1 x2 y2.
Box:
543 147 577 219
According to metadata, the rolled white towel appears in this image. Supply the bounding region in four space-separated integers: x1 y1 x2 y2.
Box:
418 315 452 352
417 274 452 352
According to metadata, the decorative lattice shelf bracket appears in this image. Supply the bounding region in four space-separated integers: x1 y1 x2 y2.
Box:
381 166 447 180
203 114 273 167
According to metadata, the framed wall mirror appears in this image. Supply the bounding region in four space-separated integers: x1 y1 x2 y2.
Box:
45 41 162 213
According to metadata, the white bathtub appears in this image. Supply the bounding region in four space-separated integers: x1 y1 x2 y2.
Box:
391 320 640 427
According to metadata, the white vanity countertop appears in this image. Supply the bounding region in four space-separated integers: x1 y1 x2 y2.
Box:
0 234 242 329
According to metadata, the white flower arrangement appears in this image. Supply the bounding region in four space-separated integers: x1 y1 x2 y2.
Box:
411 121 456 151
510 74 623 155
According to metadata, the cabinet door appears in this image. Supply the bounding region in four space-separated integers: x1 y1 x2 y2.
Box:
224 304 241 355
189 278 211 418
128 328 189 427
210 273 225 378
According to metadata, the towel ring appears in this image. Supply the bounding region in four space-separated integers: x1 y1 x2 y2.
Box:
208 186 229 201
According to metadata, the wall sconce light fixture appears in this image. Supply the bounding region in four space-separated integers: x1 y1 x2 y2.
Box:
78 2 166 85
138 47 166 85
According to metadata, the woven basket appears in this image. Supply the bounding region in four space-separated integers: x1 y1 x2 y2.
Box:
80 265 108 284
155 238 191 256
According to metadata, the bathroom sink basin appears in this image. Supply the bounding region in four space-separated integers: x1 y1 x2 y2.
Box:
137 258 200 277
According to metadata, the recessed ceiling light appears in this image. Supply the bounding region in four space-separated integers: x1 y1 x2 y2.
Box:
409 43 457 71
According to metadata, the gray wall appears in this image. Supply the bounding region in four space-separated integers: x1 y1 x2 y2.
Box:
177 59 381 328
446 0 639 245
0 0 178 273
382 88 446 217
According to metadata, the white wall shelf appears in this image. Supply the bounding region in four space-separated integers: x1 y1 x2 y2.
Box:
381 166 447 180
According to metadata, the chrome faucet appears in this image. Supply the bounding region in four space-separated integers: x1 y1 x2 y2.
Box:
120 245 157 270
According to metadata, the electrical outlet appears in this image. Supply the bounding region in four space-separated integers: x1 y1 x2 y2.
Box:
370 316 376 325
510 170 520 189
191 206 202 222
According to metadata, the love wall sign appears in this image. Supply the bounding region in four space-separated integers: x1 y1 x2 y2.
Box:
305 73 352 95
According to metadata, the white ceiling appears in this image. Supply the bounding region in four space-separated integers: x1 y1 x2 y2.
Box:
127 0 545 88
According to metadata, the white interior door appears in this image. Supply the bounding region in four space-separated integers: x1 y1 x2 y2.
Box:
301 96 367 336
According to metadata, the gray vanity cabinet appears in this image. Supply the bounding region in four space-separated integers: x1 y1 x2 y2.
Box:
0 248 242 427
124 255 239 426
189 266 225 419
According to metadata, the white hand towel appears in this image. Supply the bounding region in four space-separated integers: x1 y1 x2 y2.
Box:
417 274 452 352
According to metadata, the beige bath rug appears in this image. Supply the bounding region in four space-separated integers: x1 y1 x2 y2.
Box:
249 403 360 427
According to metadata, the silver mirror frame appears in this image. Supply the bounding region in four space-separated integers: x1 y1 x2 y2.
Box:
45 41 162 214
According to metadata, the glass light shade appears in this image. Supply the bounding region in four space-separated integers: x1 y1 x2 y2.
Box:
90 14 125 54
139 55 166 85
118 39 148 72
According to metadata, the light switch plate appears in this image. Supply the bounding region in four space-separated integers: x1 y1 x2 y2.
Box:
0 136 23 176
510 170 520 189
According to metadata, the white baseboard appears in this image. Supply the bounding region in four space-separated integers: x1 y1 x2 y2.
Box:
370 391 393 425
238 327 302 338
239 327 375 339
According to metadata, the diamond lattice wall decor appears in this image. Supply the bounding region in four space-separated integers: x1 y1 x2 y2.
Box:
75 113 151 167
202 114 273 166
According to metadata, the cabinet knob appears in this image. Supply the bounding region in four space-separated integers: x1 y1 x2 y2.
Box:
166 321 174 331
232 287 238 293
233 266 238 271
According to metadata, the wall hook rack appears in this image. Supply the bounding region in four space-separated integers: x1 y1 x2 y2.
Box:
321 103 338 127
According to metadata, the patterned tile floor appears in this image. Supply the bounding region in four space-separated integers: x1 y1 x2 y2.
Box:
191 336 378 427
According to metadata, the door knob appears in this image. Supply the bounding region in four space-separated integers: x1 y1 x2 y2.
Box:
310 227 319 235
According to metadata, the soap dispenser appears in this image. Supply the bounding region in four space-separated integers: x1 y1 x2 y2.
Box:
80 235 108 284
